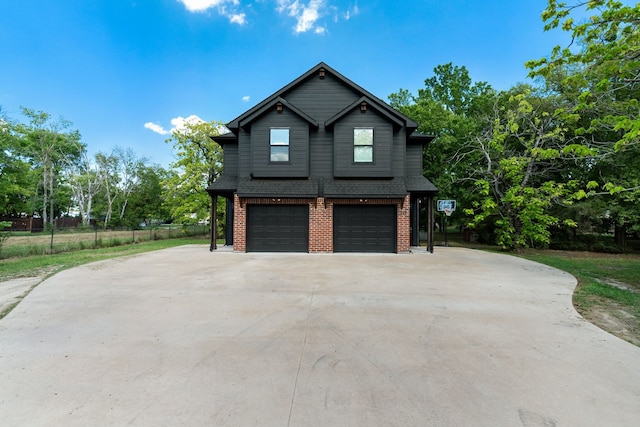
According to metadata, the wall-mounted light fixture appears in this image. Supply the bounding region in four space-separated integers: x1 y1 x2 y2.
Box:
319 68 326 79
276 101 283 113
360 101 367 113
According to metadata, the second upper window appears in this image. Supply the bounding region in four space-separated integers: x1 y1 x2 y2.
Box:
270 128 290 162
354 128 373 163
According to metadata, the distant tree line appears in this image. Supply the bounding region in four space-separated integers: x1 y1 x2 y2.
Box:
390 0 639 250
0 107 224 230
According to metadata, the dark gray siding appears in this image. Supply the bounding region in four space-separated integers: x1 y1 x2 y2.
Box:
250 110 310 178
309 127 333 178
285 74 361 122
238 128 251 178
333 109 393 178
392 128 406 177
223 144 239 177
406 144 423 176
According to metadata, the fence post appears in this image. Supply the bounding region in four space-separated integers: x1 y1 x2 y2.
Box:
95 226 98 248
50 227 54 254
132 228 135 244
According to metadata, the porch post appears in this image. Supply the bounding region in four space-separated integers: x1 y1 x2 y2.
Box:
428 195 434 253
210 194 217 251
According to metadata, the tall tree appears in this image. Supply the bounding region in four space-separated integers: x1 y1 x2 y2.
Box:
163 118 224 224
122 165 169 227
527 0 640 245
64 152 102 225
18 107 85 226
0 109 36 216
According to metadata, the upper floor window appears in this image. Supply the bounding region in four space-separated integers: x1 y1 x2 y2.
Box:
354 128 373 163
270 128 289 162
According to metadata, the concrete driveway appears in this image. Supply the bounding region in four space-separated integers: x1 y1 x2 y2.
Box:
1 246 639 426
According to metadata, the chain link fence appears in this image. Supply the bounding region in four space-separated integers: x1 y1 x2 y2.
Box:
0 224 209 259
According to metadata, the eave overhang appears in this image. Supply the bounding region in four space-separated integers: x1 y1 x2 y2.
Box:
236 97 318 130
324 96 404 129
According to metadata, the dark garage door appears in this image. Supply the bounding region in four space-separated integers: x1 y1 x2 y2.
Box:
247 205 309 252
334 205 396 253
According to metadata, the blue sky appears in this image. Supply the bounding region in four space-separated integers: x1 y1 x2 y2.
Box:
1 0 573 168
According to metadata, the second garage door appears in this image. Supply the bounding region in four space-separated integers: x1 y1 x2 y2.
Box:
333 205 396 253
246 205 309 252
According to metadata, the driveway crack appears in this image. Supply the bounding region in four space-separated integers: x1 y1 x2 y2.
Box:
287 282 316 426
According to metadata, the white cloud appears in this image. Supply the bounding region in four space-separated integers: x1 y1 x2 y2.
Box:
178 0 358 32
144 115 206 136
170 115 205 134
277 0 326 34
229 13 246 25
144 122 169 135
242 95 251 102
178 0 226 13
177 0 246 25
344 4 359 20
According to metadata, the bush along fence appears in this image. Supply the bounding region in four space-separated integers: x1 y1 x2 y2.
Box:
0 224 209 259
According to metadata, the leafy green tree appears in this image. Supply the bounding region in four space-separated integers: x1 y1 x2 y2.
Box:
0 110 36 216
390 64 497 235
17 107 85 226
527 0 640 246
64 152 102 225
122 165 169 227
162 118 224 224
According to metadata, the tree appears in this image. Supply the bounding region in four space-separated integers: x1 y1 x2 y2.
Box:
527 0 640 245
391 65 595 249
18 107 85 226
527 0 639 149
94 147 147 227
122 165 169 227
163 118 224 224
390 64 498 236
64 152 102 225
0 109 36 216
460 88 586 249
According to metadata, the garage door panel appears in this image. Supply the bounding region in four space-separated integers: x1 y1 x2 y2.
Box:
247 205 309 252
334 205 396 253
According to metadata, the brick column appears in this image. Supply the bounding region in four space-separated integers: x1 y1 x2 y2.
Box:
309 198 333 253
397 195 411 253
233 194 246 252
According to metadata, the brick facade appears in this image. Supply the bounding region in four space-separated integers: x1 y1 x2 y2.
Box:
232 194 412 253
233 194 246 252
397 194 411 253
309 198 333 253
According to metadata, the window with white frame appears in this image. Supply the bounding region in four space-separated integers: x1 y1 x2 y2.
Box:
354 128 373 162
270 128 289 162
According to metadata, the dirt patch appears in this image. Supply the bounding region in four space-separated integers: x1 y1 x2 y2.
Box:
0 275 47 318
577 298 640 346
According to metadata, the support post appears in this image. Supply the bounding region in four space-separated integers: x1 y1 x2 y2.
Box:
210 194 217 251
428 196 434 253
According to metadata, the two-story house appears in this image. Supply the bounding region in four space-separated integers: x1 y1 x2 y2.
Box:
207 62 437 253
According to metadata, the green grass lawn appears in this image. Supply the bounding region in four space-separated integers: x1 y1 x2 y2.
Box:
0 236 212 280
436 230 640 345
517 251 640 319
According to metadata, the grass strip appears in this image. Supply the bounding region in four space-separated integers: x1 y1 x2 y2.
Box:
0 237 210 280
517 251 640 327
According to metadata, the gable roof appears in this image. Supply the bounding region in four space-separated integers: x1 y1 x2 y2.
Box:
237 96 319 130
325 96 404 129
226 62 418 132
